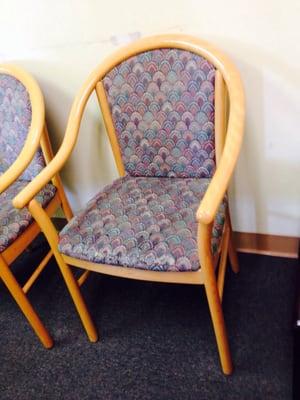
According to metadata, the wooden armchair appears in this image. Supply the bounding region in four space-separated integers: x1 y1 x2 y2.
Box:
0 65 73 348
13 34 245 374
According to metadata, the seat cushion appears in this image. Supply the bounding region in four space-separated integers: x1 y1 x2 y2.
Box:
0 180 56 253
58 176 226 272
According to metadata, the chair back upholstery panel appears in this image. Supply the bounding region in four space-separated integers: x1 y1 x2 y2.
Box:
103 48 216 178
0 74 45 181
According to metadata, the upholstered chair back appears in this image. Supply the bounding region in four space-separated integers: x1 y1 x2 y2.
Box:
0 74 45 181
103 49 216 178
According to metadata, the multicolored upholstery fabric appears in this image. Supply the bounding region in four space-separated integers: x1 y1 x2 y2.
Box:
0 74 45 180
0 180 56 253
58 176 226 272
103 49 216 178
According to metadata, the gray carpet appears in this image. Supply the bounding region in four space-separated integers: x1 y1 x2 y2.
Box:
0 237 297 400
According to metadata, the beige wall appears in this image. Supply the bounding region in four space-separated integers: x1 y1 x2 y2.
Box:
1 0 299 236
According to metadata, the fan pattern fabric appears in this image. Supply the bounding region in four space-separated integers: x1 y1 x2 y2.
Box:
58 176 226 272
103 48 216 178
0 180 56 252
0 74 45 180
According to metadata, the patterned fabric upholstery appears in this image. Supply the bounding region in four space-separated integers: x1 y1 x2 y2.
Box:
0 180 56 253
58 176 226 272
0 74 45 180
103 49 216 178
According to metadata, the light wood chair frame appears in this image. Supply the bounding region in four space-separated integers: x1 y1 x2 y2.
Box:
12 34 245 374
0 64 73 348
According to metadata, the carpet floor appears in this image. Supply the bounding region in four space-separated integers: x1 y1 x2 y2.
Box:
0 237 297 400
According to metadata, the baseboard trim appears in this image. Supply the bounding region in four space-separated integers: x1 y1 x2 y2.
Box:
233 232 299 259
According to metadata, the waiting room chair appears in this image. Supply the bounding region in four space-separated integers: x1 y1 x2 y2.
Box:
0 65 73 348
13 34 245 374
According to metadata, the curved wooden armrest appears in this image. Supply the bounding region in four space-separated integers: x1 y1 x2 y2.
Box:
0 64 45 194
197 72 245 224
12 123 76 209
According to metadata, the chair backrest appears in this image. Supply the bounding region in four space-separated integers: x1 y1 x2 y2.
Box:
102 48 216 179
0 73 45 181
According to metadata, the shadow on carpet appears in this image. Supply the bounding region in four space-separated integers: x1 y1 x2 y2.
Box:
0 237 297 400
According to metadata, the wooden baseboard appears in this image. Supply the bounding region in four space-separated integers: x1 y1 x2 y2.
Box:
233 232 299 259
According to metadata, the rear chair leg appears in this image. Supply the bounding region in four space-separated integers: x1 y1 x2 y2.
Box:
217 224 230 301
228 237 239 274
0 255 53 348
198 223 233 375
226 210 239 273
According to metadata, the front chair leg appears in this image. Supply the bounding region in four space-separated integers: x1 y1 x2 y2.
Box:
28 199 98 343
198 222 233 375
0 255 53 348
56 260 98 343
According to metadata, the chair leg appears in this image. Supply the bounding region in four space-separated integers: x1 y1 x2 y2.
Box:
55 260 98 343
226 210 239 273
217 224 230 301
198 223 233 375
228 236 239 274
204 273 233 374
0 256 53 348
28 199 98 343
